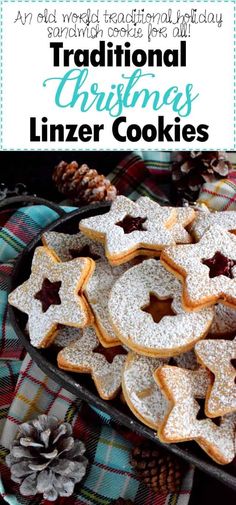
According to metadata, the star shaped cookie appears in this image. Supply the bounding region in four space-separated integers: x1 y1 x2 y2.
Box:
79 196 178 265
57 326 127 400
43 231 131 346
195 338 236 417
8 246 95 348
154 365 236 464
161 225 236 310
191 209 236 240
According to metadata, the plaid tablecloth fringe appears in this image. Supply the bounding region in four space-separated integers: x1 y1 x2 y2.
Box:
5 152 232 504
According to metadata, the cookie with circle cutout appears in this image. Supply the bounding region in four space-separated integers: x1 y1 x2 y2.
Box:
161 225 236 311
109 259 214 357
155 365 236 465
43 231 131 347
195 338 236 418
8 246 94 348
79 196 178 265
57 326 127 400
191 210 236 241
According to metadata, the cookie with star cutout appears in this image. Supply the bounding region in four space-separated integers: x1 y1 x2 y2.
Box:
154 365 236 465
79 196 180 266
161 225 236 311
108 259 214 357
8 246 95 348
42 231 132 347
195 338 236 418
57 326 127 400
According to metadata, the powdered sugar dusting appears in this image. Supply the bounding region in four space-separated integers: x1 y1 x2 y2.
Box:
195 338 236 416
43 231 131 344
8 247 93 348
191 211 236 240
157 366 236 464
162 225 236 305
209 304 236 336
122 353 168 428
109 259 214 356
79 196 177 259
58 326 126 400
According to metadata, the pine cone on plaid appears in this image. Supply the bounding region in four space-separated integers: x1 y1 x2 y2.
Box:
5 414 88 501
53 160 117 205
131 442 185 493
172 151 231 205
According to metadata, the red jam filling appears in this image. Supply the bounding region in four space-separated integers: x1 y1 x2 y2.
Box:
93 344 127 364
202 251 236 279
69 245 100 261
142 294 175 324
34 278 61 313
116 215 147 234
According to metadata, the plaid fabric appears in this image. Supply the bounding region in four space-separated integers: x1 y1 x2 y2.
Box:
198 178 236 211
0 156 195 504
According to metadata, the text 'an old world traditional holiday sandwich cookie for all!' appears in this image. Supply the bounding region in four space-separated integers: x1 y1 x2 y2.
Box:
43 231 131 347
195 338 236 418
8 246 95 348
154 365 236 465
79 196 195 265
161 225 236 311
109 259 214 357
57 326 127 400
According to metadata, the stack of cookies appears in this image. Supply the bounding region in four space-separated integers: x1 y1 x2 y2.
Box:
9 196 236 466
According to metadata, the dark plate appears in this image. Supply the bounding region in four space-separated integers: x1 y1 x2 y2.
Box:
8 201 236 490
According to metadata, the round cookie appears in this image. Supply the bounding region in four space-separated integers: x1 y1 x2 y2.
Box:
122 353 168 429
109 259 214 357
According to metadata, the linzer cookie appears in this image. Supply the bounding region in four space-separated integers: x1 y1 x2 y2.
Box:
8 246 94 348
57 326 127 400
195 338 236 418
109 259 214 357
43 231 130 347
166 205 195 244
190 210 236 241
155 365 236 465
161 225 236 310
122 353 168 429
79 196 178 265
209 304 236 337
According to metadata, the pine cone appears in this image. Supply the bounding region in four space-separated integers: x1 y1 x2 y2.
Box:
53 161 117 205
172 151 231 205
6 414 88 501
131 442 186 494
